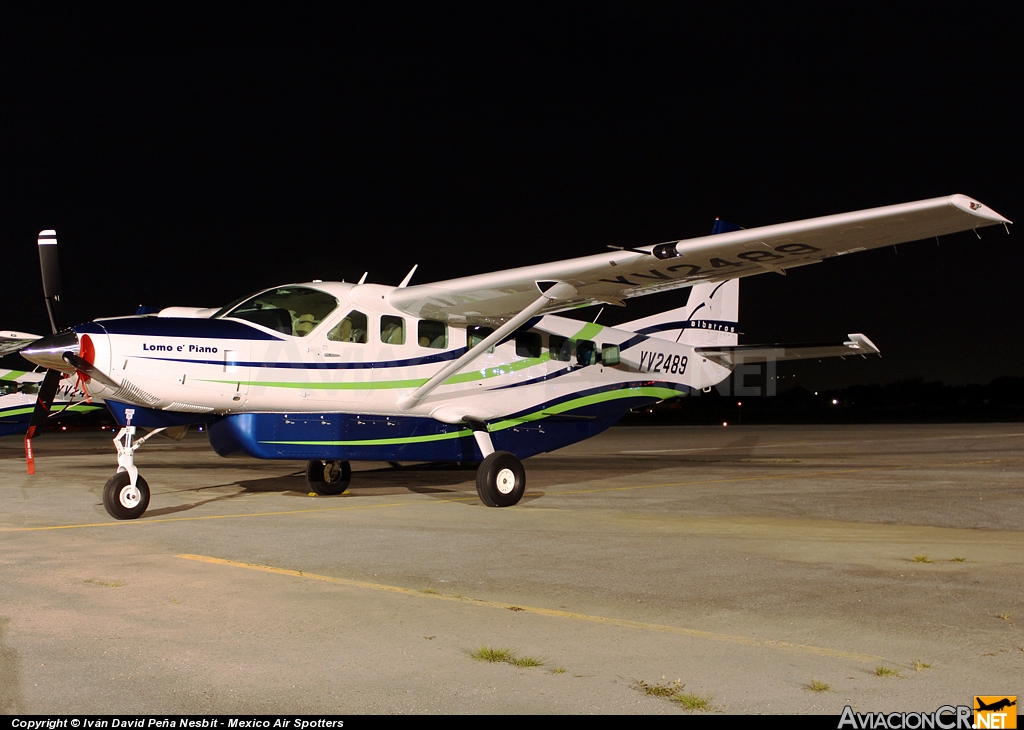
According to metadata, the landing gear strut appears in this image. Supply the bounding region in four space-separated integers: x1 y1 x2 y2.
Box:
306 460 351 495
103 423 162 520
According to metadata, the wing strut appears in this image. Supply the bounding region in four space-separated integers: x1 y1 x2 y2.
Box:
396 281 577 411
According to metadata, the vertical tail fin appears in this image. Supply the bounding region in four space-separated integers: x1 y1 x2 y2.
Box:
621 279 738 346
621 218 741 346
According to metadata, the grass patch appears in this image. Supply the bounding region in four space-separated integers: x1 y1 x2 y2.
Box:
635 679 683 698
551 667 566 674
510 656 544 668
471 646 515 663
997 613 1013 622
913 659 932 671
84 578 123 587
675 692 714 711
507 605 525 612
912 555 933 563
470 646 543 668
634 680 714 711
875 665 900 677
806 679 831 692
951 556 966 562
420 588 438 595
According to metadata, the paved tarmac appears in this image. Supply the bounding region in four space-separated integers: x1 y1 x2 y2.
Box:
1 423 1022 714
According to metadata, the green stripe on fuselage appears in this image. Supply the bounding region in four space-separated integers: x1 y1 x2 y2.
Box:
488 386 678 431
0 403 103 419
571 322 604 341
200 352 554 390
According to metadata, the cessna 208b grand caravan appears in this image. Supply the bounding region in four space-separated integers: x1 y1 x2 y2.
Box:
6 195 1009 520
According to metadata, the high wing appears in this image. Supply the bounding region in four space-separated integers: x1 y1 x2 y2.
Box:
390 194 1010 323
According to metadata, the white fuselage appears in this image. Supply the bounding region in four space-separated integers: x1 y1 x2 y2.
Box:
76 281 731 424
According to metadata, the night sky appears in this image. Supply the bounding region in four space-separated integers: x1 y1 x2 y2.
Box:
2 6 1021 390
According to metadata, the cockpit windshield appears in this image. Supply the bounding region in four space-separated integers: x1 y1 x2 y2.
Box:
213 286 339 337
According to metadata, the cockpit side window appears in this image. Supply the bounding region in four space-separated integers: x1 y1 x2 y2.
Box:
327 310 368 343
216 287 339 337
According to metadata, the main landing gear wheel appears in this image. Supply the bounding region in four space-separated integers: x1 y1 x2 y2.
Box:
306 459 351 495
475 451 526 507
102 472 150 520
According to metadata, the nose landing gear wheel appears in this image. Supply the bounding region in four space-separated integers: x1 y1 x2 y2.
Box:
306 460 352 495
102 472 151 520
475 451 526 507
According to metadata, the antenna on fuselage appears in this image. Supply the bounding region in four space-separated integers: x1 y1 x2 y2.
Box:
357 272 368 285
398 264 418 289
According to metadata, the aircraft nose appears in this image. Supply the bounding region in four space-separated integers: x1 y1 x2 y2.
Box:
21 331 80 372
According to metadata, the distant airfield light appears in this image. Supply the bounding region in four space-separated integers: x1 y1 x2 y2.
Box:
61 426 67 431
832 399 839 405
722 421 728 427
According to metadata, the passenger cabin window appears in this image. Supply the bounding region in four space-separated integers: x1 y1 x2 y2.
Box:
549 335 573 362
418 320 448 349
327 310 368 343
515 332 542 359
576 339 597 366
601 344 621 367
380 315 406 345
468 325 495 351
215 286 339 337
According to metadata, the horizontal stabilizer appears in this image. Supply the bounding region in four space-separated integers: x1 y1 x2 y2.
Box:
696 333 879 366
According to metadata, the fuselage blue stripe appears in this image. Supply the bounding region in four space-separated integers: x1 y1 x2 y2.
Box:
75 318 285 341
491 365 575 390
634 319 738 335
137 347 468 370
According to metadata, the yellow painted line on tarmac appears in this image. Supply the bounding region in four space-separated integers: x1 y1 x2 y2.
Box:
0 497 473 533
1 457 1018 533
177 553 882 663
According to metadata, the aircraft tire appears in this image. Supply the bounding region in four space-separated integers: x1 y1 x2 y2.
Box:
102 472 151 520
475 451 526 507
306 459 351 496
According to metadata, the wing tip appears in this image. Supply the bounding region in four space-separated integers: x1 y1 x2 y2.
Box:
948 194 1012 225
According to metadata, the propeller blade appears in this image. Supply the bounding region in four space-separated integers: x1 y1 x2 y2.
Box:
24 369 62 474
63 352 121 390
38 230 63 334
